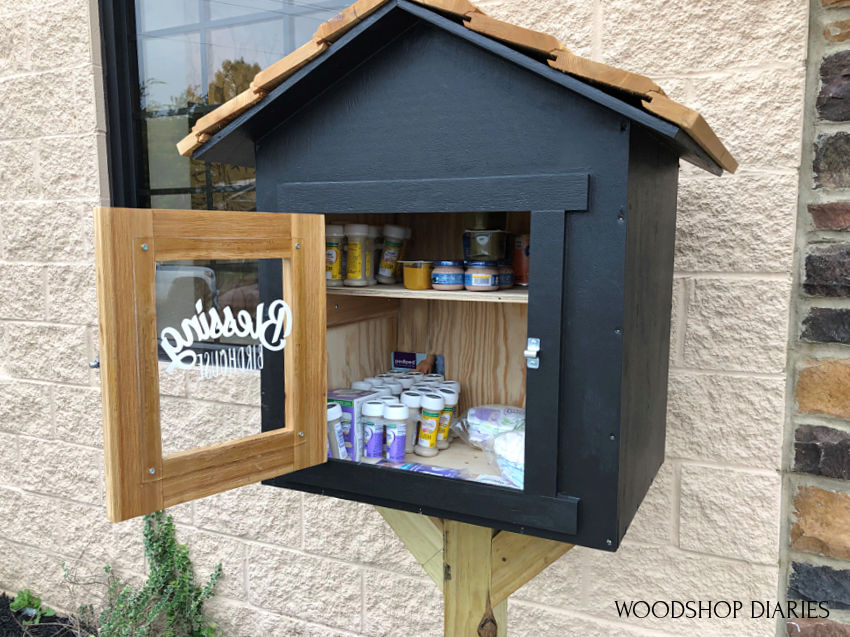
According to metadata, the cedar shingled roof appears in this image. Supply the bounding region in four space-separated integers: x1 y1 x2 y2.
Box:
177 0 737 174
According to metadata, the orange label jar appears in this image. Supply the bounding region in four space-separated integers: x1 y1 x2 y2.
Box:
431 260 464 290
463 261 499 291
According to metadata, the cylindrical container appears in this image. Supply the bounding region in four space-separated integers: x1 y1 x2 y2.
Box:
386 369 407 376
361 401 385 459
513 234 530 286
341 410 363 462
439 380 460 394
464 211 507 230
497 260 514 289
464 261 499 291
400 391 422 454
400 261 433 290
415 393 445 457
363 377 382 388
344 223 370 287
325 225 345 287
351 380 373 391
431 260 464 291
378 225 406 284
463 229 507 261
407 371 424 381
383 403 409 463
327 403 347 459
379 395 398 405
386 380 403 396
371 384 392 397
397 375 414 390
436 388 458 449
424 373 444 383
368 225 381 285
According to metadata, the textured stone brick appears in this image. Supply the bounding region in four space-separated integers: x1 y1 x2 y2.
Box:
0 141 39 201
18 437 102 505
159 397 260 455
46 264 97 324
53 385 102 447
510 603 676 637
363 571 442 637
0 487 143 571
207 600 353 637
815 134 850 189
824 19 850 44
185 369 262 405
2 323 89 384
818 52 850 121
622 461 673 544
682 278 790 373
0 380 52 438
194 483 302 549
689 67 805 169
802 308 850 344
0 264 46 320
787 618 850 637
601 0 807 75
0 434 18 485
515 543 778 636
810 203 850 230
805 245 850 297
794 425 850 480
675 174 797 272
789 563 850 610
792 486 850 560
0 201 96 262
28 2 92 70
796 359 850 419
303 494 424 576
0 13 30 76
668 278 684 365
246 544 361 631
176 526 246 600
679 464 781 564
667 372 785 469
476 0 594 57
36 135 101 200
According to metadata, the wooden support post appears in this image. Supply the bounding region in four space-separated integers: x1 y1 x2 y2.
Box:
377 507 573 636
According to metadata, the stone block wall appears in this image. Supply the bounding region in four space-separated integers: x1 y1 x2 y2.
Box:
786 2 850 636
0 0 809 635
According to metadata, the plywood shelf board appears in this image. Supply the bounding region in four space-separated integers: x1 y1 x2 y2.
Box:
327 284 528 304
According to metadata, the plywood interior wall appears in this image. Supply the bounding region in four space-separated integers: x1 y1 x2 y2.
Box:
326 317 396 389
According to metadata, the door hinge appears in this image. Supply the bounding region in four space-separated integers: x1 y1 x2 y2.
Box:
524 337 540 369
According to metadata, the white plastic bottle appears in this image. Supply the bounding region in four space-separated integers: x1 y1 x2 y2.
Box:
325 225 345 287
383 403 408 463
415 393 445 458
344 223 370 287
400 391 422 454
377 224 406 284
436 388 458 450
361 400 385 459
386 380 403 396
368 225 382 285
351 380 372 391
326 403 347 459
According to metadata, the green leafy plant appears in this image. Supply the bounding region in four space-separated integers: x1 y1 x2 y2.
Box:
10 589 56 626
98 510 222 637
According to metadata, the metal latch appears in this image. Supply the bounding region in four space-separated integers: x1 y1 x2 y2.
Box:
524 337 540 369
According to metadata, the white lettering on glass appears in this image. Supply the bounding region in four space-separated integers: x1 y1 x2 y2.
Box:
160 298 292 373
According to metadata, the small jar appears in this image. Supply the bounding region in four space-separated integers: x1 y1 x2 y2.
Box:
464 261 499 291
368 225 381 285
363 377 382 388
378 225 406 284
438 381 461 430
325 225 345 287
376 373 395 383
497 260 514 289
397 375 414 390
400 260 433 290
435 388 458 450
383 403 409 463
379 395 398 405
415 393 445 457
344 223 370 287
431 260 464 291
386 369 407 376
361 400 385 459
400 391 422 454
371 384 392 397
326 403 347 459
407 371 424 381
424 373 444 383
351 380 372 391
386 381 403 396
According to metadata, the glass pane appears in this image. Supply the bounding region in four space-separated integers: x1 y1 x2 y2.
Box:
206 20 284 102
151 193 193 209
146 116 194 189
206 0 286 20
155 258 286 453
140 32 202 111
138 0 199 32
293 12 329 45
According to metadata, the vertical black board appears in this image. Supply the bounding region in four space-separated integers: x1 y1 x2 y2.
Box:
617 125 679 540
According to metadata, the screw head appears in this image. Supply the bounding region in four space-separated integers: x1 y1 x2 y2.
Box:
614 328 622 335
606 538 613 547
88 359 100 369
609 434 616 441
148 467 156 475
295 243 301 249
141 243 149 251
298 432 305 438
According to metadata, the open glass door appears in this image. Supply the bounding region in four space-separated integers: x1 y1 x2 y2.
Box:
94 207 326 522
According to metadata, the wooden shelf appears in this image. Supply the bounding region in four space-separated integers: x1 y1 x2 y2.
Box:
326 283 528 304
